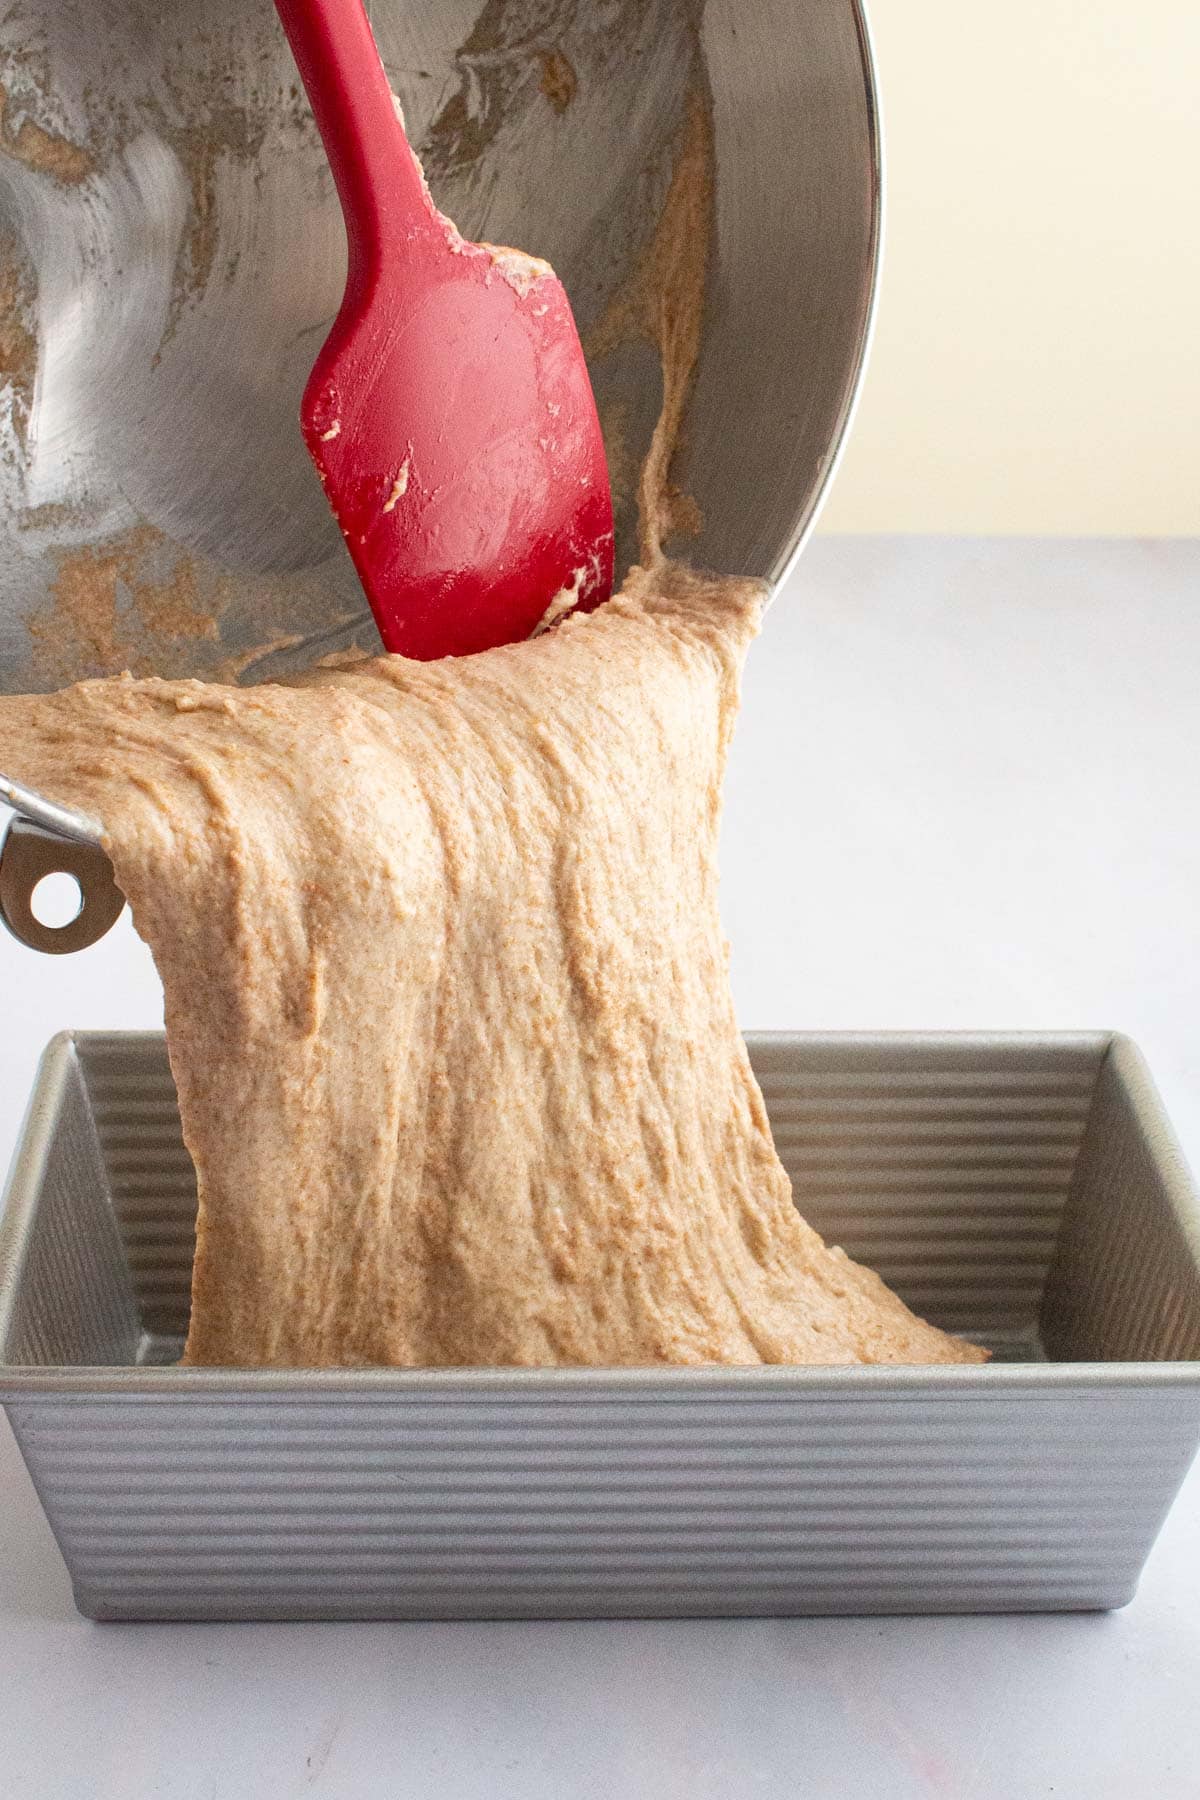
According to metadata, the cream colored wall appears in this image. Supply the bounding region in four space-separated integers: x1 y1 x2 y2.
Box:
818 0 1200 535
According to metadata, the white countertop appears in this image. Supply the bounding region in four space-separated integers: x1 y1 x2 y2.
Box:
2 535 1198 1797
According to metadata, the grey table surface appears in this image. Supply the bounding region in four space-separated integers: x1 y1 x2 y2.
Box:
1 534 1198 1798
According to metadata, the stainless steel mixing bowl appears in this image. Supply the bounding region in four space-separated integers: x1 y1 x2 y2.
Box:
0 0 880 944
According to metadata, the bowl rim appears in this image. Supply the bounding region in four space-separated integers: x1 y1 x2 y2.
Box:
763 0 884 598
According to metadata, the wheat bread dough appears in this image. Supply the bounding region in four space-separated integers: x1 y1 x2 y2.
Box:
0 558 983 1366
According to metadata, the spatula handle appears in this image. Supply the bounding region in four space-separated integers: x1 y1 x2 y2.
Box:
273 0 433 285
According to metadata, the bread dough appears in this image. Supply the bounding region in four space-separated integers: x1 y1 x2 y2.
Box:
0 559 984 1367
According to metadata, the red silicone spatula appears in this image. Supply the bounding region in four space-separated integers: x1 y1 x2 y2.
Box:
273 0 614 659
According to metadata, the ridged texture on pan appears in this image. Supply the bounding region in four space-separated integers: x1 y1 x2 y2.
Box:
1043 1036 1200 1362
78 1038 196 1344
4 1030 1200 1621
8 1381 1200 1620
754 1036 1103 1338
0 1051 138 1365
69 1033 1109 1354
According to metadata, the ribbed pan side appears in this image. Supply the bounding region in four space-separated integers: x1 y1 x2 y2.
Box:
749 1035 1105 1337
4 1030 1199 1621
1043 1036 1200 1362
9 1379 1199 1621
0 1040 140 1366
70 1032 1110 1350
75 1035 196 1343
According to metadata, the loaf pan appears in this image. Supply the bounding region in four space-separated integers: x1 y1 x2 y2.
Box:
1 1030 1199 1622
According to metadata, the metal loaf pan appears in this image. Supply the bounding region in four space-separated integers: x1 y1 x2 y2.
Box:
1 1030 1199 1622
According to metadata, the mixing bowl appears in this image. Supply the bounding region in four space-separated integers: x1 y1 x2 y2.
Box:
0 0 880 930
